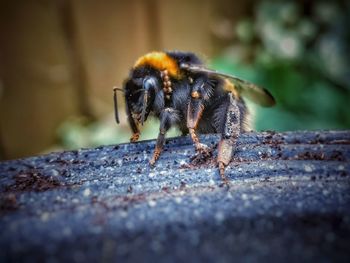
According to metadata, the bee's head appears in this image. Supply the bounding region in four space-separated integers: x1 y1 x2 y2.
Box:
126 70 160 125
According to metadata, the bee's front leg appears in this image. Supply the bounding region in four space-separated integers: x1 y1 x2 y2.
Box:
217 93 241 185
126 99 140 142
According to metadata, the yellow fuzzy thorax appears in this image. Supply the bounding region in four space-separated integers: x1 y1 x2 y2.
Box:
134 52 181 78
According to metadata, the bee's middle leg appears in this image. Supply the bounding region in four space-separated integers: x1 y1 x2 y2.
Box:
149 108 176 166
187 100 212 161
188 128 212 157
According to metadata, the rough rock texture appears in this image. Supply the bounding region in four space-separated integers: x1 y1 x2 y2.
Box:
0 131 350 263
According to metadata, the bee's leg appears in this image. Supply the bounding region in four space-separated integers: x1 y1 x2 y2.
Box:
130 132 140 143
187 98 211 159
149 131 167 166
149 108 175 166
188 129 211 156
217 93 241 184
128 113 140 142
126 101 140 142
124 79 141 142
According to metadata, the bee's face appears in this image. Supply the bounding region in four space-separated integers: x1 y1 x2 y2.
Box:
127 72 160 124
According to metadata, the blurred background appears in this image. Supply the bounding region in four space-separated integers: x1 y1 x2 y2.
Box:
0 0 349 160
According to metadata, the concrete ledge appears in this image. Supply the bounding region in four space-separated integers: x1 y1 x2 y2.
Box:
0 131 350 262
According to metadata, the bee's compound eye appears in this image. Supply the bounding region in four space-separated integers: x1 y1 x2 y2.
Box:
191 91 201 99
143 77 157 90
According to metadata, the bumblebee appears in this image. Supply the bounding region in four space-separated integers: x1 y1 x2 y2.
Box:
114 51 275 184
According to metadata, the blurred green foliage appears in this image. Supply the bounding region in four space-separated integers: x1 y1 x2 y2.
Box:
213 0 350 131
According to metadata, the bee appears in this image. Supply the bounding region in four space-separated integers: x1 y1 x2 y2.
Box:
114 51 275 184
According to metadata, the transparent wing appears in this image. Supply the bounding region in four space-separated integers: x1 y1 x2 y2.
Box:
181 63 276 107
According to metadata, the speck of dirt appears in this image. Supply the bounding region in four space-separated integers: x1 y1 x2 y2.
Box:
283 150 346 161
180 163 192 169
329 151 345 161
61 170 70 177
340 171 348 177
263 132 284 146
71 159 86 165
122 193 147 203
309 134 325 144
294 151 325 161
217 182 225 188
261 152 269 159
232 156 245 162
265 130 276 136
0 193 19 214
264 135 273 142
162 186 171 193
310 175 316 181
91 196 109 211
123 156 132 162
127 186 133 193
5 172 64 193
190 150 213 166
49 157 86 166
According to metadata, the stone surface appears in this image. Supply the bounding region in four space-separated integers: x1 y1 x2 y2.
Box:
0 131 350 262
